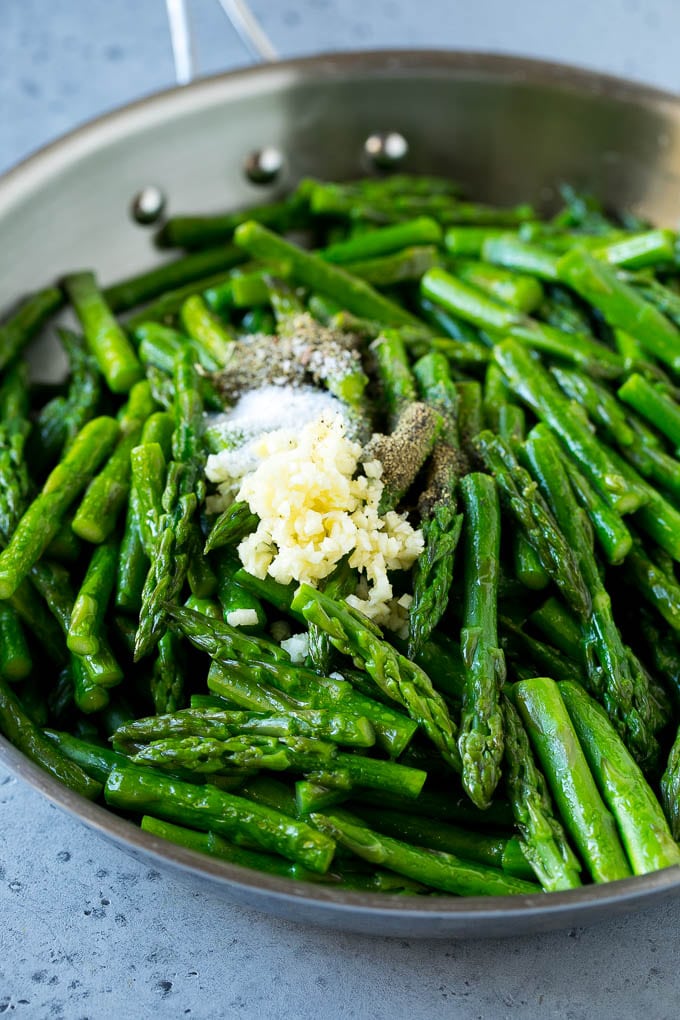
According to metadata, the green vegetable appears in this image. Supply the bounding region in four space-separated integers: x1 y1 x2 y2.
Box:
512 677 631 883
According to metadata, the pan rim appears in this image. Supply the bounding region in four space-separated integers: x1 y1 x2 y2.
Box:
2 47 680 930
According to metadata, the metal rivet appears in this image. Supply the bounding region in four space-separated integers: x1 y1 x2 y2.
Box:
131 186 166 225
244 147 284 185
364 131 409 170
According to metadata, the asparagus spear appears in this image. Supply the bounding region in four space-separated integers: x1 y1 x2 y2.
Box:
67 538 118 655
205 501 255 553
310 811 537 896
180 295 235 367
0 677 102 799
0 416 119 599
115 415 172 612
0 287 63 370
30 558 122 694
457 473 506 808
500 616 582 685
661 727 680 840
63 271 143 393
105 764 336 873
125 270 237 330
291 584 461 771
453 258 544 313
557 249 680 372
135 351 207 658
625 536 680 632
207 660 416 758
512 677 632 883
560 681 680 875
113 707 375 751
156 194 306 249
559 453 632 566
501 696 582 891
551 367 635 447
234 221 423 327
421 267 624 378
408 352 464 657
481 235 560 281
0 363 31 542
104 244 244 312
618 372 680 451
27 329 102 479
71 380 156 542
44 730 131 784
493 339 641 514
606 448 680 562
0 603 32 681
306 561 355 675
371 329 417 427
349 805 534 880
474 430 591 618
347 246 440 286
523 426 661 769
321 217 442 263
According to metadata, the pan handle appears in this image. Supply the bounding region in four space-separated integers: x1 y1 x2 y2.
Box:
165 0 278 85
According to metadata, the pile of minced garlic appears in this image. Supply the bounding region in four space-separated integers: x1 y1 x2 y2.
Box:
205 392 424 631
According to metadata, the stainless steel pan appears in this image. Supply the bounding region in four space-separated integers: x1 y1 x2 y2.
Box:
2 38 680 937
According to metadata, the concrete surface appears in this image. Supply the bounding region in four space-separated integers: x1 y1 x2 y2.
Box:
2 2 680 1018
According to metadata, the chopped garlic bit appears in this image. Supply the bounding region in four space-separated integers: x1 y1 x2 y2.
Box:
280 632 310 664
226 609 259 628
220 414 423 629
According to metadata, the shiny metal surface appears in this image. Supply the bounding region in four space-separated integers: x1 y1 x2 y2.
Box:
1 49 680 936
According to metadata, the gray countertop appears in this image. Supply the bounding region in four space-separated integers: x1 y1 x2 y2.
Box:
2 2 680 1017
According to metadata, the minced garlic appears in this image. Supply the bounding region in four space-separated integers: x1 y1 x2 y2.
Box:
210 414 423 630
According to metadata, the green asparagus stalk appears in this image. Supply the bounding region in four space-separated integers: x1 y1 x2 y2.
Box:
350 805 534 880
156 194 307 249
551 367 635 447
234 221 423 327
0 287 63 370
661 727 680 840
493 339 641 514
594 229 676 270
457 473 505 808
72 380 155 542
104 244 245 312
523 426 661 769
180 295 235 367
105 764 336 873
557 248 680 372
474 430 591 618
113 707 375 751
618 372 680 451
63 271 143 393
0 677 102 799
559 453 632 565
408 352 464 656
453 258 544 313
0 416 119 599
67 538 118 655
207 660 415 758
135 351 207 658
310 810 537 896
512 677 631 883
0 603 32 681
481 235 560 281
321 217 442 263
501 696 582 891
559 681 680 875
371 330 417 426
422 267 624 378
291 585 461 770
625 536 680 632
